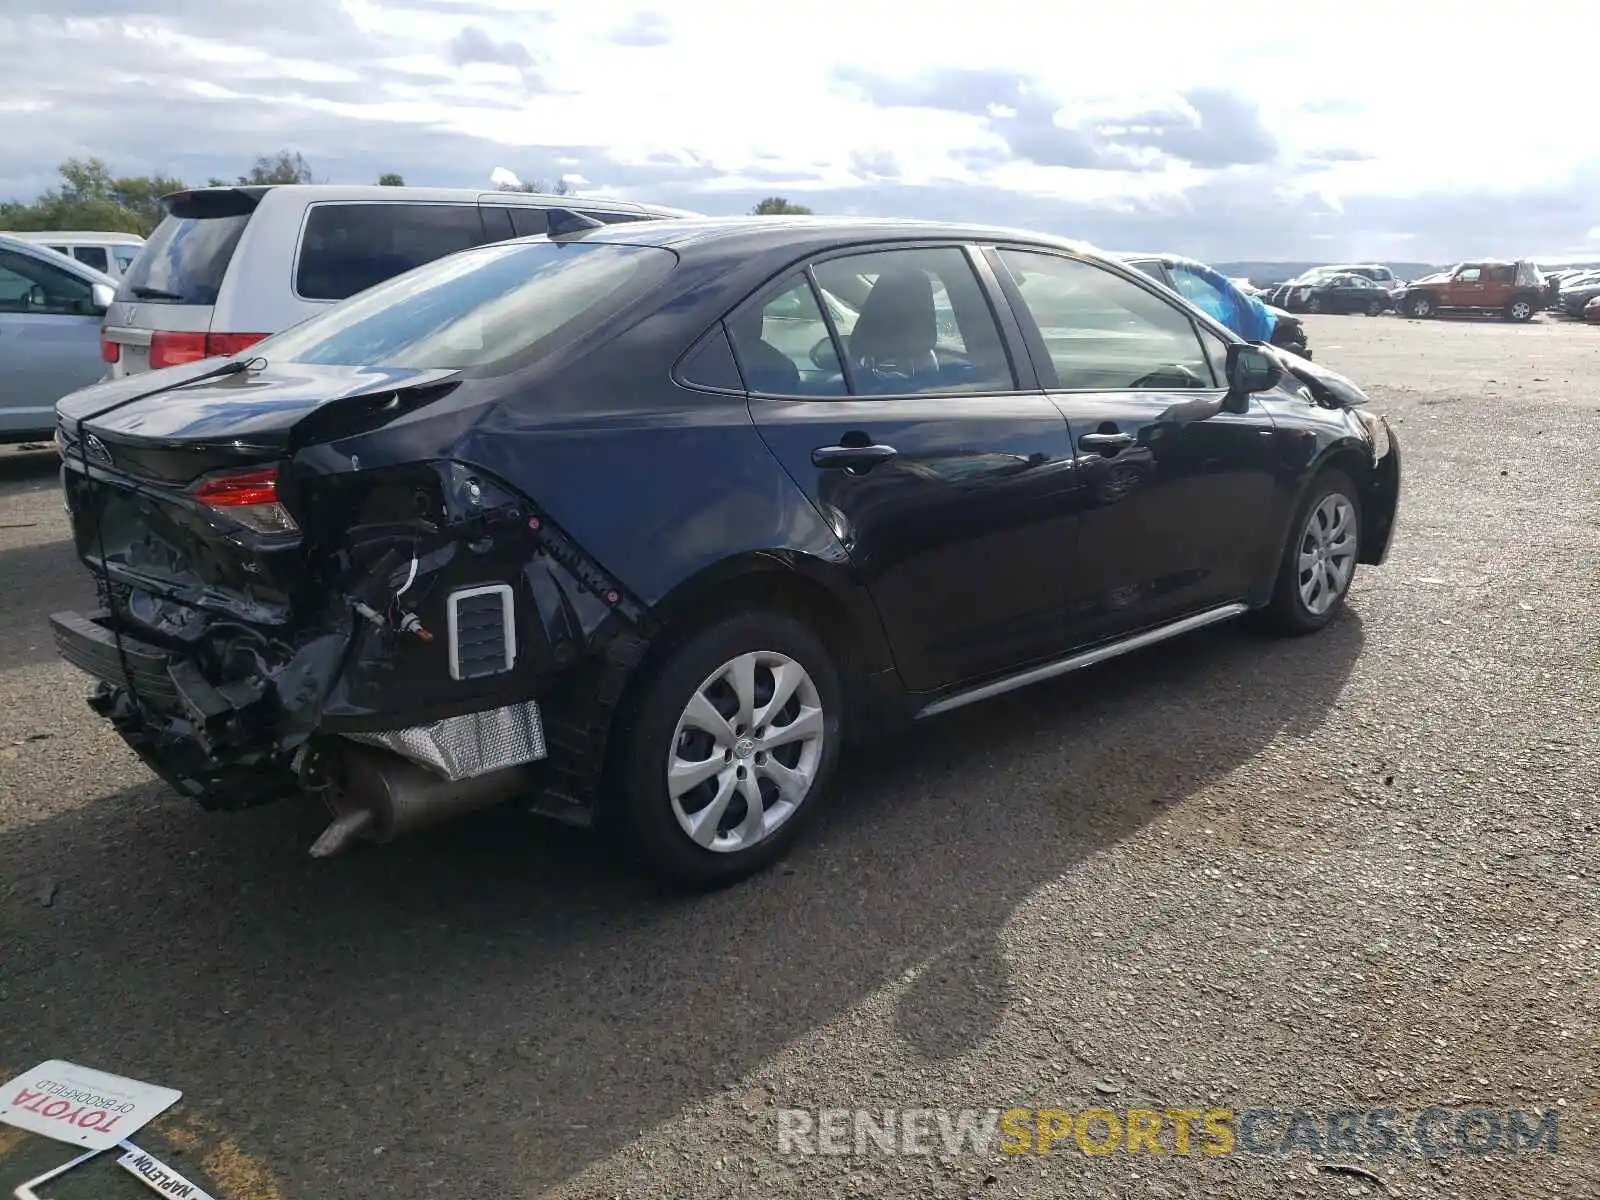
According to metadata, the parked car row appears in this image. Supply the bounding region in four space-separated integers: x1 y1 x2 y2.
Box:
40 190 1402 886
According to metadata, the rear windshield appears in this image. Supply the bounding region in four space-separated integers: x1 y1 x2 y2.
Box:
249 239 676 374
117 211 251 305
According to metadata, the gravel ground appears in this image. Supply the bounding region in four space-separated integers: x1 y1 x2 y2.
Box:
0 314 1595 1199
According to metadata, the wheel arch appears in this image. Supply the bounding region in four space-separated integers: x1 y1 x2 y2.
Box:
626 550 899 740
1304 438 1397 567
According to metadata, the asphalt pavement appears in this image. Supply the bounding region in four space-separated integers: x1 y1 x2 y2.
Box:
1 313 1595 1199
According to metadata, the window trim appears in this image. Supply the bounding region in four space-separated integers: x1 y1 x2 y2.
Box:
728 239 1033 402
289 199 493 304
671 320 746 396
982 243 1230 392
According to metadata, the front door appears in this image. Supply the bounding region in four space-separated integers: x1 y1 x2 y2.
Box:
1441 265 1483 308
0 246 107 438
735 244 1082 692
986 246 1281 642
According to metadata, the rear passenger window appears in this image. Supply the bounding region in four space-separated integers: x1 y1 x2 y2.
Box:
506 208 551 238
811 246 1015 395
74 247 110 273
728 275 847 396
296 203 491 301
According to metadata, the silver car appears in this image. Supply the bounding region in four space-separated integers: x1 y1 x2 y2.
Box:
0 234 116 442
104 184 700 377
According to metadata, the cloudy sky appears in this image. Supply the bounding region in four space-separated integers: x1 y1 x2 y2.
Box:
6 0 1600 262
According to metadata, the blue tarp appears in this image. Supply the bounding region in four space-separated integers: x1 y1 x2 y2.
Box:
1182 260 1278 343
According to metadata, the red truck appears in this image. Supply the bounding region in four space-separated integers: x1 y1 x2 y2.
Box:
1390 260 1543 322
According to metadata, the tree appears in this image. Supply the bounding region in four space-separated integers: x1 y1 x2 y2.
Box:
240 150 314 186
377 173 406 187
497 176 576 196
750 196 813 215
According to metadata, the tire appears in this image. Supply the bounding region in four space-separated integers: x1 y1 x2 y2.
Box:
1406 293 1435 319
613 610 843 888
1366 298 1385 316
1307 295 1324 314
1504 296 1535 322
1256 470 1362 635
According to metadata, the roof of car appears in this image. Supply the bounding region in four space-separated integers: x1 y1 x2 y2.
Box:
160 183 695 218
0 233 120 282
551 213 1102 257
4 230 146 243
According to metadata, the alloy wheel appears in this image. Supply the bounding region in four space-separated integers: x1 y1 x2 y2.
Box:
1297 493 1358 616
1510 300 1532 321
666 650 826 853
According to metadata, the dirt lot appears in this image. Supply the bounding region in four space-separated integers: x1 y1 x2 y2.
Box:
1 314 1596 1199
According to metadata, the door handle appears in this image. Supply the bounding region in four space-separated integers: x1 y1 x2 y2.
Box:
1078 432 1134 453
812 443 899 471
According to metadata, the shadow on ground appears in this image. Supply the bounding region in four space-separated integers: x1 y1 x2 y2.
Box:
0 612 1364 1198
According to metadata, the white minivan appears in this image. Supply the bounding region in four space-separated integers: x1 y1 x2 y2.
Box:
102 185 699 377
6 231 146 281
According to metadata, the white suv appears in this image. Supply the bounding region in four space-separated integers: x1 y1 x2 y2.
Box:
102 185 699 377
5 231 146 281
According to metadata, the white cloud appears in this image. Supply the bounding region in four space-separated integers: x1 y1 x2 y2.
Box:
3 0 1600 260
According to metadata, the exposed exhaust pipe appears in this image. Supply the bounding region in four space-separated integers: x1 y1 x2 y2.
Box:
309 744 532 857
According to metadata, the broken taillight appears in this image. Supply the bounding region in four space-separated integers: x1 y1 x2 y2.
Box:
192 466 299 535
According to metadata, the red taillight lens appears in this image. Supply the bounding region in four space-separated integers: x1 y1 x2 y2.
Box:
146 331 270 370
207 331 269 357
100 333 120 363
149 330 209 370
194 467 280 508
193 467 299 535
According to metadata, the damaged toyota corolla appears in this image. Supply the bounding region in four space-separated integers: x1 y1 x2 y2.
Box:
51 215 1401 887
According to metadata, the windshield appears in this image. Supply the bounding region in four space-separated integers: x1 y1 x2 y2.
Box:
249 239 677 373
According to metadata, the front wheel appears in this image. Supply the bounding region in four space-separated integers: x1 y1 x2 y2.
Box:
1366 298 1385 316
1307 295 1324 314
1256 471 1362 635
1505 296 1535 322
1406 293 1435 318
614 611 843 888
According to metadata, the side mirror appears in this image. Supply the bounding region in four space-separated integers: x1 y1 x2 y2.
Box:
1225 343 1283 399
90 282 114 312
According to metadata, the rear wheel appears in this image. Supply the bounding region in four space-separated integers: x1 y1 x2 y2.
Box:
1257 471 1362 635
1406 293 1435 318
1505 296 1535 322
614 611 842 888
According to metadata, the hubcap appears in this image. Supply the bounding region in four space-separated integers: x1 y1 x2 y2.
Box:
1298 493 1358 615
1512 302 1530 319
667 650 825 853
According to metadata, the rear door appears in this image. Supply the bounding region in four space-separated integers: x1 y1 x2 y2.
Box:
0 245 108 437
987 246 1280 641
738 242 1083 692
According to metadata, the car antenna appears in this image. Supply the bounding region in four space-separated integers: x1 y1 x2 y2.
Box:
546 208 606 238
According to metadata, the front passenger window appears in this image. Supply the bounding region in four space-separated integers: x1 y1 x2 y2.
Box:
996 250 1215 390
0 250 95 316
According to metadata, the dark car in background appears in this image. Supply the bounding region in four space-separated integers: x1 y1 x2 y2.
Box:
50 216 1400 887
1262 264 1399 308
1119 252 1312 358
1269 272 1395 315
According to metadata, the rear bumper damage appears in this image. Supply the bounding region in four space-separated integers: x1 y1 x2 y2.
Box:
53 454 657 855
